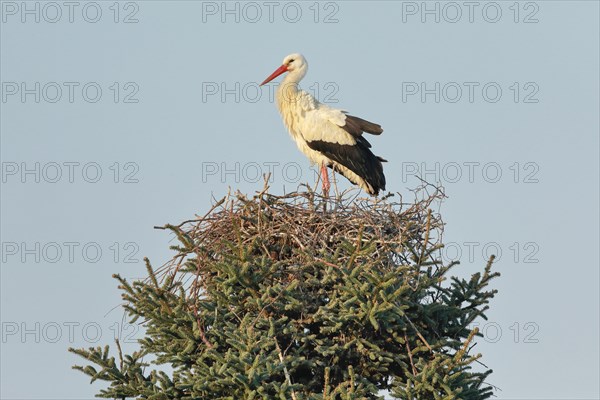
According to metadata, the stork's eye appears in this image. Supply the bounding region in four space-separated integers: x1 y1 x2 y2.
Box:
288 59 294 64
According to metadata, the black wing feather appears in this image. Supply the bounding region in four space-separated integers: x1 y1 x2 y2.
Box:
306 139 386 195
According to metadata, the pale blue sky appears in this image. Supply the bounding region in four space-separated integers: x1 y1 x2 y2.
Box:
1 1 599 398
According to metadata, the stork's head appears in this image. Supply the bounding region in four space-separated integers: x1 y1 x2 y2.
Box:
260 53 308 86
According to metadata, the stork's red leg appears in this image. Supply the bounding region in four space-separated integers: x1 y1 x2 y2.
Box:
321 163 330 195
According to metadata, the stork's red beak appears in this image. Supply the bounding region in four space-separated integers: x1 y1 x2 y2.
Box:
260 64 288 86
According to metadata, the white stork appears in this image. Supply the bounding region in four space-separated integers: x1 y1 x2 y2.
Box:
260 53 386 196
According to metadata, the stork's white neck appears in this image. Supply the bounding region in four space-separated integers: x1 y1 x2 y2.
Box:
275 69 303 113
275 68 308 143
283 67 306 85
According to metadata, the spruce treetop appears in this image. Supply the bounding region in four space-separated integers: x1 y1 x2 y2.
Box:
71 184 499 399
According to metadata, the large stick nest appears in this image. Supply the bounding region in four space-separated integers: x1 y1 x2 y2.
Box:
154 181 447 296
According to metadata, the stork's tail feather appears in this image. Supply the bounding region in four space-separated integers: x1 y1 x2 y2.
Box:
362 155 386 196
330 162 385 196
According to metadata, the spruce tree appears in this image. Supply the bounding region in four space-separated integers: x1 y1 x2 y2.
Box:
70 185 499 399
